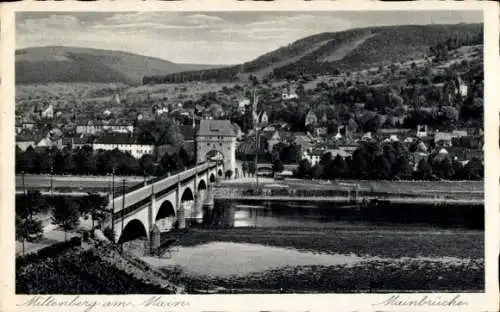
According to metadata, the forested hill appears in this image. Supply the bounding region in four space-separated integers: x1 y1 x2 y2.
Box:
143 23 482 84
15 46 223 85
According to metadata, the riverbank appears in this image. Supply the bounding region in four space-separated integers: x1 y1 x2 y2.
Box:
16 239 181 294
137 227 484 293
219 178 484 194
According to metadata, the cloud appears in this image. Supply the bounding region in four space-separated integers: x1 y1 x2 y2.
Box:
185 14 226 24
93 22 207 30
17 14 82 33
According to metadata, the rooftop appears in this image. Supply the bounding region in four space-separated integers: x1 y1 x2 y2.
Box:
197 119 236 137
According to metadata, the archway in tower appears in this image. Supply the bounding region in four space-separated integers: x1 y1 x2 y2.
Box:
156 200 176 232
206 150 224 163
218 169 223 177
209 173 216 182
118 219 147 244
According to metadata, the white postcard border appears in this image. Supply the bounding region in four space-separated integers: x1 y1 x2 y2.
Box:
1 1 499 312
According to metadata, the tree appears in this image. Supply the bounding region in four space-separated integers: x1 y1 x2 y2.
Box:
295 159 312 179
326 155 348 180
462 157 483 180
139 154 156 176
52 197 80 241
272 158 284 174
225 170 233 179
416 158 433 180
16 216 43 254
80 194 108 229
16 190 47 220
247 161 256 175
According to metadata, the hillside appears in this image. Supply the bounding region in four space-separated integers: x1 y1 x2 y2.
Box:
144 23 482 84
15 46 223 85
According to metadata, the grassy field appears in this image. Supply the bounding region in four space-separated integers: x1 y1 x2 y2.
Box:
175 228 483 258
169 261 484 293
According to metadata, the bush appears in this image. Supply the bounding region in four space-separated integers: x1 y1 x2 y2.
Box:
70 236 82 246
16 238 82 267
102 227 115 242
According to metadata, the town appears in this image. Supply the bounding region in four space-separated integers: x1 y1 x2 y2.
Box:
16 44 484 181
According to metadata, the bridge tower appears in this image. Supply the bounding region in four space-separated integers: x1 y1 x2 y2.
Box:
196 119 237 177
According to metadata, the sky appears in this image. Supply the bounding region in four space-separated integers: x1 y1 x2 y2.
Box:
16 11 482 65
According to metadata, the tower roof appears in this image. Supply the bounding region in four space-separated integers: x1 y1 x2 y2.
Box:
197 119 236 137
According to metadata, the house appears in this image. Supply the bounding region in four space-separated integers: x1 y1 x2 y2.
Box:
315 127 328 137
76 121 102 135
301 148 323 166
416 124 428 138
293 133 314 151
261 129 281 153
102 124 134 134
324 148 352 159
36 128 63 149
452 129 468 138
435 130 469 147
92 134 154 159
253 111 268 127
434 132 454 147
304 110 318 127
282 87 299 101
62 136 91 149
41 105 54 119
16 136 36 151
238 98 250 110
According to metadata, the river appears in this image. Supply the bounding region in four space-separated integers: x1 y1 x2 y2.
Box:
133 199 484 293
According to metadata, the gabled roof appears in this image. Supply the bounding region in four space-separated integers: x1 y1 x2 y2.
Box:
94 133 137 145
197 119 236 137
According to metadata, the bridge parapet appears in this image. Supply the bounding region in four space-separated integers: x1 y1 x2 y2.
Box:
109 162 217 215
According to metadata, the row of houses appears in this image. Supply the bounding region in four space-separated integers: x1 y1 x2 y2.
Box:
16 124 199 160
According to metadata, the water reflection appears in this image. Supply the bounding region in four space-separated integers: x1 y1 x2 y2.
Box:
207 200 483 230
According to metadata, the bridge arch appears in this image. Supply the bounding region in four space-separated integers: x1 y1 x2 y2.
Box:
181 187 194 201
156 200 175 220
197 179 207 191
118 219 148 243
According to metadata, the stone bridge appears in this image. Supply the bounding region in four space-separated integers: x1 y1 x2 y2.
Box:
107 161 222 244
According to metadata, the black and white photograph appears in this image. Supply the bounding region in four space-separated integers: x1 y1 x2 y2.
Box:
7 3 496 305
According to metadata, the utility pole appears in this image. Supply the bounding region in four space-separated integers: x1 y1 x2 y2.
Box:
21 171 26 195
111 167 115 244
50 163 54 197
253 88 259 188
121 178 125 252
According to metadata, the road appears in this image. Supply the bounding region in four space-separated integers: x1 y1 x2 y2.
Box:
16 174 146 191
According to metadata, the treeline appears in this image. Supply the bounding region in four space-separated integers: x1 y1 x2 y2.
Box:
16 145 195 176
274 24 483 79
429 32 483 61
143 24 481 85
294 141 483 181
